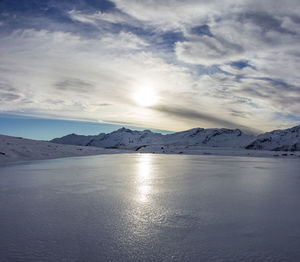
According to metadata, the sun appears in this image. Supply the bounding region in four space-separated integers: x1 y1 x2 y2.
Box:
133 87 158 107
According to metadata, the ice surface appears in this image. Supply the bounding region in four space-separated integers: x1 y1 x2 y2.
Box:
1 154 300 261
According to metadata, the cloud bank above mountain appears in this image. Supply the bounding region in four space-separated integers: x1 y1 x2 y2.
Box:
0 0 299 132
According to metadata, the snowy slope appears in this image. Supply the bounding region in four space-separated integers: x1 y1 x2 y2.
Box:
52 125 300 152
163 128 254 147
0 134 123 165
1 132 299 166
51 133 101 146
52 127 254 150
245 125 300 151
52 128 164 149
86 128 164 149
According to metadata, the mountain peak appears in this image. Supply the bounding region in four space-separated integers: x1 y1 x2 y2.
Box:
115 127 132 133
50 124 300 152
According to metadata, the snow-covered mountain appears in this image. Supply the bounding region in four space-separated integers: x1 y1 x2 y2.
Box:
85 128 164 149
51 133 100 146
2 124 300 165
163 128 253 148
51 127 255 150
246 125 300 151
51 125 300 151
52 127 164 149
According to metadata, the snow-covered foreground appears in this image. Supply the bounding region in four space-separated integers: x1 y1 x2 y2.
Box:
0 134 126 165
1 154 300 261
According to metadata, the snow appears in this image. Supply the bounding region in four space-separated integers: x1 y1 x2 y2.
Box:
1 132 299 166
246 125 300 151
1 125 300 165
0 134 127 165
51 133 102 146
163 128 254 147
137 144 300 158
49 125 300 158
51 127 255 150
85 128 164 149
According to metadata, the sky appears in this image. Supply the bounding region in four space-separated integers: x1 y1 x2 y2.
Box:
0 114 171 140
0 0 300 139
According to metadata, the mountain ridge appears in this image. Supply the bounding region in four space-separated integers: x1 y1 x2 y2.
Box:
51 125 300 151
246 125 300 151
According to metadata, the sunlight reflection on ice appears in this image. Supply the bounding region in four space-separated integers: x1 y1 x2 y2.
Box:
136 154 152 203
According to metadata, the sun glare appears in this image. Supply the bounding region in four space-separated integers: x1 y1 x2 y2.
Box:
133 87 158 107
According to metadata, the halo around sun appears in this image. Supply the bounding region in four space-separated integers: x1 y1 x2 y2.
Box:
133 87 158 107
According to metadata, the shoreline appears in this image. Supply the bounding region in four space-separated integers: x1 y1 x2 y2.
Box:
1 134 299 166
1 148 299 167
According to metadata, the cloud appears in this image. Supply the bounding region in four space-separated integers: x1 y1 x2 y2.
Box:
237 12 296 35
0 29 200 131
55 79 94 92
111 0 300 29
68 9 129 25
110 0 228 31
0 93 21 102
0 0 299 132
152 104 259 133
99 31 149 50
175 35 244 65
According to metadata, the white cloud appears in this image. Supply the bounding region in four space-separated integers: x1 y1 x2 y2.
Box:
111 0 300 30
111 0 232 31
68 9 129 25
1 0 300 132
175 35 243 65
1 26 299 132
99 31 148 50
0 29 200 131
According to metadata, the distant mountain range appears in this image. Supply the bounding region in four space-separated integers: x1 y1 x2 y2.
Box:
51 125 300 152
246 125 300 151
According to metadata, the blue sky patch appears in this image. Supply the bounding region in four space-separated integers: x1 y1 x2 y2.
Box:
190 25 213 37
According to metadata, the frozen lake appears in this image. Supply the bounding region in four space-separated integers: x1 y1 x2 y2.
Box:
1 154 300 262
